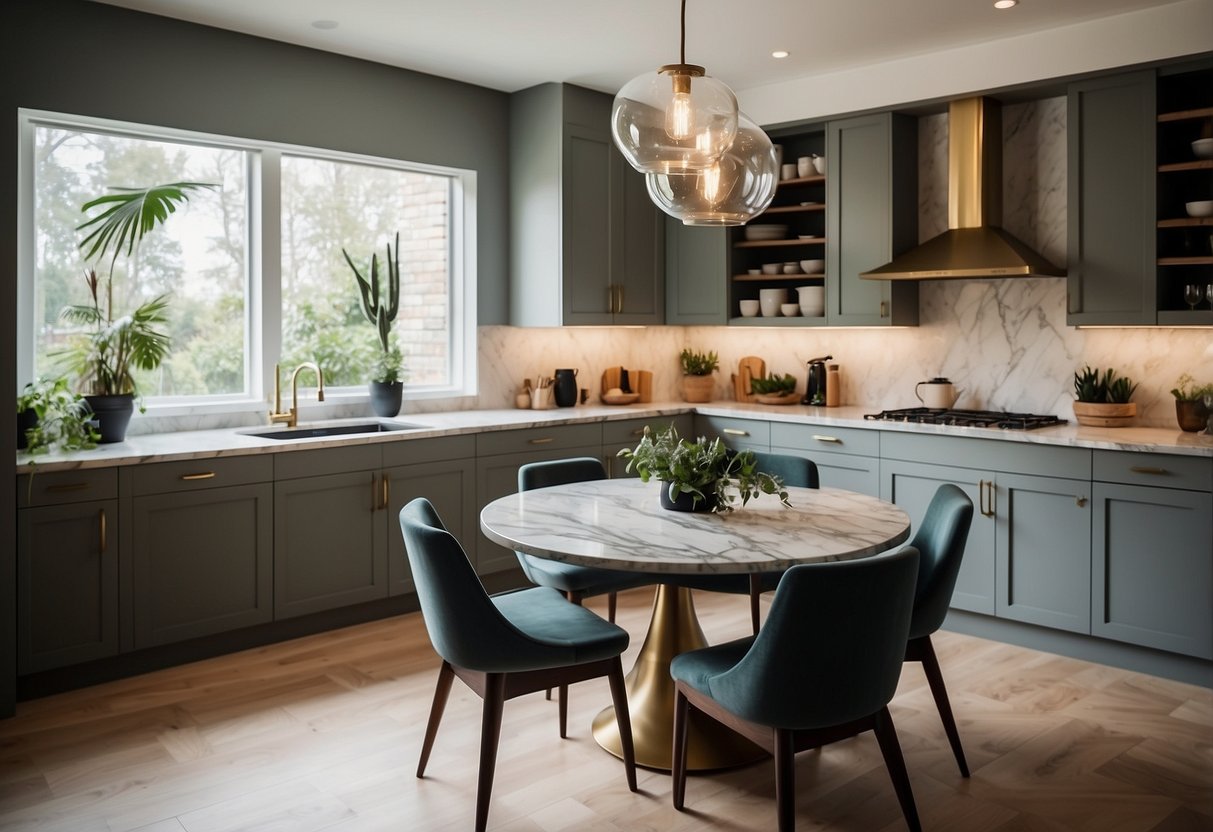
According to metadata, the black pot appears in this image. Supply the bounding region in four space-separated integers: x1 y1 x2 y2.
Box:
85 394 135 444
1175 399 1209 432
16 408 37 450
659 484 718 513
370 380 403 418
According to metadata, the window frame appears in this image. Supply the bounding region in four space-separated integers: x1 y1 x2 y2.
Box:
16 108 478 418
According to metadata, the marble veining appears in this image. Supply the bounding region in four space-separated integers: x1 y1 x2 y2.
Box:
479 480 910 574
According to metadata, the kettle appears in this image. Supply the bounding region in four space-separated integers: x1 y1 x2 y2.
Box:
801 355 832 406
915 377 960 409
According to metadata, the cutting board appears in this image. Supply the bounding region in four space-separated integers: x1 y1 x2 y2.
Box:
601 367 653 403
732 356 765 403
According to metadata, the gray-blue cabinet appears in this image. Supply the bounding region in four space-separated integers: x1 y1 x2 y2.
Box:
770 423 880 497
693 415 770 453
664 219 729 325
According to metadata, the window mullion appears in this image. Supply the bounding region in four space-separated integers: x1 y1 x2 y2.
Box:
260 149 282 411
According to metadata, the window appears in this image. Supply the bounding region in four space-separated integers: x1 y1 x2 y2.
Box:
18 110 476 414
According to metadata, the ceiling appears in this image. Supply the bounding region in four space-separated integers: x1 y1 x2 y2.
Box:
92 0 1185 96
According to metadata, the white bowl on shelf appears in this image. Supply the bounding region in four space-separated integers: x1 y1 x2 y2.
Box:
1193 138 1213 160
800 258 825 274
759 288 788 317
761 263 782 275
744 224 788 241
781 303 800 317
782 262 801 274
796 285 824 317
739 300 760 317
812 155 826 175
1185 200 1213 218
747 268 761 275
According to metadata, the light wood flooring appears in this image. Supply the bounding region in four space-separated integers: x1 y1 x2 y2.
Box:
1 587 1210 832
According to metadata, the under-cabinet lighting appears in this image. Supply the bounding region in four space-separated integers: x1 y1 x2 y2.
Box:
993 1 1018 9
771 50 789 59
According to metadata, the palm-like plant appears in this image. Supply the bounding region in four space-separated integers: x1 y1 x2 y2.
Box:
60 181 214 397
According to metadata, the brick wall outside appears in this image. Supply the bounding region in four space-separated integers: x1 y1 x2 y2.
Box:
398 176 449 385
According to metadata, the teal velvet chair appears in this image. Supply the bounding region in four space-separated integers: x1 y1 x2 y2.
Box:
671 451 820 632
903 483 974 777
670 548 922 832
400 498 637 832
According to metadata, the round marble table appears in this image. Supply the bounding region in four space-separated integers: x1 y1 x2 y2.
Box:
480 478 911 771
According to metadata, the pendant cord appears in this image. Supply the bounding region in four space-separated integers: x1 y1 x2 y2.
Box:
680 0 687 65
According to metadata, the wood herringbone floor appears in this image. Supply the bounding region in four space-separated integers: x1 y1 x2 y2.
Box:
1 587 1210 831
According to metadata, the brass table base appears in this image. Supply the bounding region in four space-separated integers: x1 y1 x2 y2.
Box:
592 585 766 771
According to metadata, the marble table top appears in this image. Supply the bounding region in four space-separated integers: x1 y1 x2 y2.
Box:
479 479 911 575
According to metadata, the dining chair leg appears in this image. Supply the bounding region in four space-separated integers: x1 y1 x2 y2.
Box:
608 591 618 623
416 661 454 778
475 673 507 832
671 686 690 810
873 706 921 832
774 728 796 832
914 635 970 777
558 684 568 739
748 575 762 634
607 656 638 792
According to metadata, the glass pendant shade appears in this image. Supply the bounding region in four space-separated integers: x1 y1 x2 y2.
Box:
612 66 739 174
644 113 778 226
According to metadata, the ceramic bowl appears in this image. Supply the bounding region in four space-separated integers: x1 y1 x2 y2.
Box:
739 299 760 317
812 155 826 175
744 224 788 241
796 285 824 317
781 302 800 317
800 258 825 274
782 262 801 274
1185 200 1213 218
759 287 788 317
1193 138 1213 160
747 268 761 275
761 262 782 275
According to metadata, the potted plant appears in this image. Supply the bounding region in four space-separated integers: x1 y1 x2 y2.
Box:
1170 374 1213 432
17 376 98 455
679 348 719 403
59 181 214 442
749 371 799 405
344 232 405 417
617 425 789 513
1072 365 1139 428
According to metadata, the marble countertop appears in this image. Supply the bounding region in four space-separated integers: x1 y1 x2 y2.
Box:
16 401 1213 474
480 480 911 574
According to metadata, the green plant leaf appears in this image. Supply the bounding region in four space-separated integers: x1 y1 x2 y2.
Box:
77 182 216 275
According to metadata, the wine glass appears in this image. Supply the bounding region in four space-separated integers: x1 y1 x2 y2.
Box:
1183 284 1203 310
1206 283 1213 310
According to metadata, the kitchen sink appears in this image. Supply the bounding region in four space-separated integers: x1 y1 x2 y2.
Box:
240 421 430 441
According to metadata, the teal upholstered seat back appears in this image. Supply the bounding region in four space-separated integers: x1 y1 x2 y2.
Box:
750 451 819 489
519 456 605 491
906 484 974 640
705 548 920 730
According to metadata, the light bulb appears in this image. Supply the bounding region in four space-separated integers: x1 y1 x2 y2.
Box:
666 90 693 139
700 163 721 204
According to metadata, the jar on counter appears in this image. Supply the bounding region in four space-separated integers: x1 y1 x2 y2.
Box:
825 364 840 407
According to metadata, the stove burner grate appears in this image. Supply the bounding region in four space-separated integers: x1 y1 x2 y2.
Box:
863 407 1067 430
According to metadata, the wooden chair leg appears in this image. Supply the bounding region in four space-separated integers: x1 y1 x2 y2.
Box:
608 591 618 623
417 661 454 777
916 635 970 777
749 575 762 634
671 686 690 810
774 728 796 832
475 673 507 832
607 657 638 792
873 706 921 832
558 684 569 739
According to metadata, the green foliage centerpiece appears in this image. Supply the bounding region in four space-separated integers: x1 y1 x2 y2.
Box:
343 233 404 417
618 425 789 513
1072 365 1138 428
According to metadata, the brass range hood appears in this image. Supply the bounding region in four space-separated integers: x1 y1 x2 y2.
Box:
862 97 1065 280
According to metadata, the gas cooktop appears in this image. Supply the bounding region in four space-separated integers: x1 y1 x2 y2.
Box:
863 408 1067 431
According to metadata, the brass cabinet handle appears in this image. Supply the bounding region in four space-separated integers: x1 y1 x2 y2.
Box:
47 482 89 493
616 284 625 314
989 480 996 517
99 508 107 554
1129 466 1168 475
979 480 997 517
722 428 750 437
179 472 216 481
880 301 889 318
381 473 390 511
1076 496 1088 507
812 434 842 444
528 437 555 445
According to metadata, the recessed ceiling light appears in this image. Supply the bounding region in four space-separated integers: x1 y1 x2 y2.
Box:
311 19 339 30
993 0 1018 9
771 50 790 59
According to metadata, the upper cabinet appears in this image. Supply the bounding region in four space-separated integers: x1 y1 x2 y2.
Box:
1068 61 1213 326
509 83 664 326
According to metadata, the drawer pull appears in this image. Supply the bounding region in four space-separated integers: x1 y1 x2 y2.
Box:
1129 466 1168 475
1076 496 1088 507
46 482 90 493
381 473 391 511
979 480 997 518
529 437 555 445
722 428 750 437
99 508 107 554
812 434 842 444
179 472 216 481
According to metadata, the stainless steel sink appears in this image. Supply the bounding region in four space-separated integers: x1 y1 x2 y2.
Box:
240 421 429 441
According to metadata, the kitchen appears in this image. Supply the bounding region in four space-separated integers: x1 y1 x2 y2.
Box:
4 0 1213 830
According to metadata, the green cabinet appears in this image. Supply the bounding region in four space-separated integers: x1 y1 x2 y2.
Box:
826 112 918 326
16 469 118 674
510 82 663 326
126 457 274 648
693 414 770 453
769 423 880 497
1091 452 1212 659
664 218 728 325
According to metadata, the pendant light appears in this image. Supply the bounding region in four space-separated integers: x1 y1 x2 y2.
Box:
645 112 778 226
611 0 739 174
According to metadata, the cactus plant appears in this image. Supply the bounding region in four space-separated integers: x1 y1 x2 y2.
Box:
343 232 402 382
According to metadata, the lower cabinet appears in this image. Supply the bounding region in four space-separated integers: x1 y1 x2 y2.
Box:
770 423 880 496
603 414 694 478
693 415 770 453
126 457 274 648
17 486 119 674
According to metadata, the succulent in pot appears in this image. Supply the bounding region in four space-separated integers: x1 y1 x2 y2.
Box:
1170 374 1213 432
679 348 719 403
344 232 406 417
1072 365 1138 428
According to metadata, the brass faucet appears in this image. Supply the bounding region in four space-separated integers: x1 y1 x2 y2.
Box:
269 362 325 428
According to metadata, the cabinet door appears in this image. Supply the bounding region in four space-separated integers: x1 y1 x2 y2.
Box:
612 155 664 324
995 473 1092 634
561 123 613 324
770 424 881 496
664 218 728 325
131 484 273 647
17 499 118 673
386 458 476 595
693 415 770 452
881 461 993 614
274 470 388 619
1092 483 1212 658
1066 71 1156 325
826 113 917 326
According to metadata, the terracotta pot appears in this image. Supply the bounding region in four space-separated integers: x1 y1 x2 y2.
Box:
1174 399 1209 432
659 484 718 513
1072 401 1136 428
682 374 715 403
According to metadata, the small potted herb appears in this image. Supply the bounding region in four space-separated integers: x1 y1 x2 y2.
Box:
679 348 719 403
617 425 789 513
344 232 405 417
17 376 98 456
1072 365 1138 427
749 372 799 405
1170 374 1213 432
